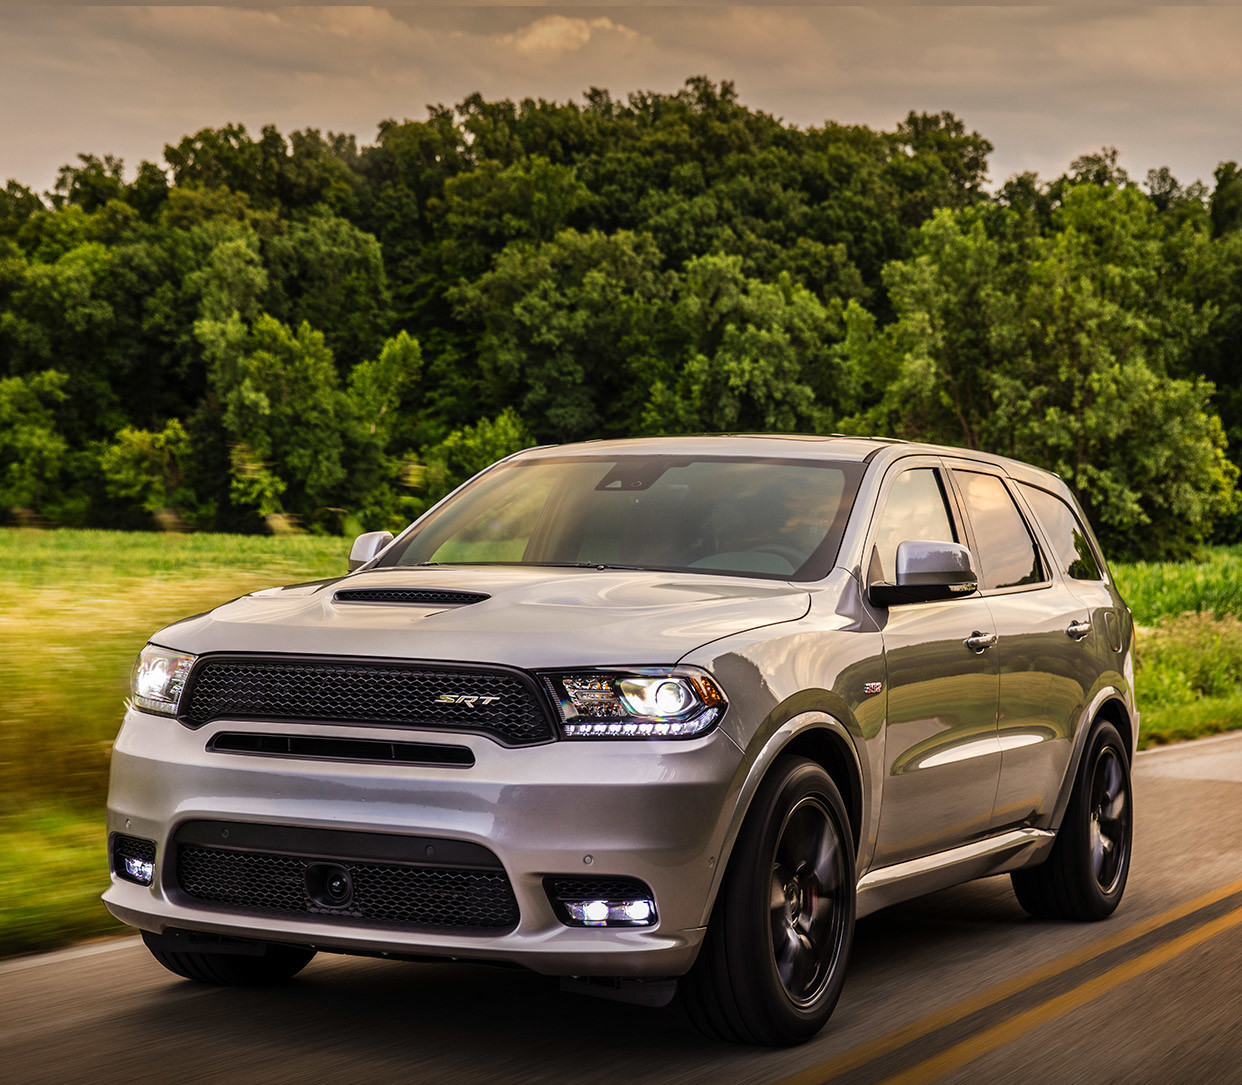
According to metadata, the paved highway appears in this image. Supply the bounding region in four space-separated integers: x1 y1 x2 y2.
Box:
5 733 1242 1084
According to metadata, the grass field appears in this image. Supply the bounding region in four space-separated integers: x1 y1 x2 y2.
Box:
1 527 1240 958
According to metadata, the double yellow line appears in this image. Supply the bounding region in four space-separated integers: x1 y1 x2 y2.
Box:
779 876 1242 1085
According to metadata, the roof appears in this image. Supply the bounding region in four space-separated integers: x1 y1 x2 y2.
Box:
510 433 1070 494
513 433 897 464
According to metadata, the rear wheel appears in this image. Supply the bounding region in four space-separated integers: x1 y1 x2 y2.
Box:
141 931 315 986
1011 720 1132 920
681 756 855 1045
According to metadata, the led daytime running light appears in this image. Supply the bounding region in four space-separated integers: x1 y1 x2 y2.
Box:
548 669 725 740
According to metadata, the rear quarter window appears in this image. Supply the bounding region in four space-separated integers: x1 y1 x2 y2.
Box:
1018 484 1103 581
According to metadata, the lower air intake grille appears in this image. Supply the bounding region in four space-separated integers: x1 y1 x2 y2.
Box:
175 845 519 933
546 876 654 902
112 834 156 864
180 657 552 746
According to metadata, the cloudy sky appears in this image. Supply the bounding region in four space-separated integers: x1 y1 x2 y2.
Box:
4 3 1242 194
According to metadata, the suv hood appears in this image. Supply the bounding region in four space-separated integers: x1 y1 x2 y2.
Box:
154 566 811 669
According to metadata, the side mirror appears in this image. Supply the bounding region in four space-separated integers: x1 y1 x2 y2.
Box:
869 539 978 607
348 530 394 572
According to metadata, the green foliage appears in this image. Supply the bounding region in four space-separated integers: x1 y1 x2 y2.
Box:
840 189 1237 559
197 312 348 524
265 212 391 369
99 419 195 519
0 370 68 512
420 408 532 499
1113 547 1242 626
644 256 837 434
0 79 1240 555
451 228 673 441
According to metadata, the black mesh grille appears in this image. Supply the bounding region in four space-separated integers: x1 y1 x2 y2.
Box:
113 834 156 863
181 657 552 745
175 845 519 932
333 588 490 606
546 876 654 902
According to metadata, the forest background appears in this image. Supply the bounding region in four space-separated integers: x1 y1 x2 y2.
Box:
3 76 1242 561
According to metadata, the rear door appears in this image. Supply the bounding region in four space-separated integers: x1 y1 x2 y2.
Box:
866 459 1002 867
947 464 1096 830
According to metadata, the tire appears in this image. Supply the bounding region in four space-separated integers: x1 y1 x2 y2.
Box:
681 756 856 1045
141 931 315 986
1011 720 1133 921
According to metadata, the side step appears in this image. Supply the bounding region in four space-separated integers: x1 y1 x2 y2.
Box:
856 828 1056 918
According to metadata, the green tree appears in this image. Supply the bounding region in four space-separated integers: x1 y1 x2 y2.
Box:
0 370 68 515
841 189 1235 558
195 313 348 526
449 228 673 441
265 213 391 370
421 408 531 501
644 255 837 434
99 418 197 523
343 330 425 531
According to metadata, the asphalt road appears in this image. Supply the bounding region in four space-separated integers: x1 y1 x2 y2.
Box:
5 733 1242 1085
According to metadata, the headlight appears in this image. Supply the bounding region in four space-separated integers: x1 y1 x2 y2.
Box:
544 668 725 739
130 644 196 717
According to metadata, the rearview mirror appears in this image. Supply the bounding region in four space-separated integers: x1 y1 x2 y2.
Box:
348 530 394 572
869 539 978 607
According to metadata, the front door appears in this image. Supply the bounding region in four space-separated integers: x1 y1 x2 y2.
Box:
866 462 1002 868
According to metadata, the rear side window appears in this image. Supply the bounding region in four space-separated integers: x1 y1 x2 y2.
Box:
871 468 957 582
1018 484 1103 581
954 471 1043 590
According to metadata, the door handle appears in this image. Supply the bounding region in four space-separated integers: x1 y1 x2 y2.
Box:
1067 620 1092 640
964 631 997 653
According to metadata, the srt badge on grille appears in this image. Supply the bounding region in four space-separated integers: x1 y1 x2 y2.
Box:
437 693 501 707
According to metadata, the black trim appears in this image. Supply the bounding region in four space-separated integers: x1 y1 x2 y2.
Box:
333 588 490 606
207 732 475 767
172 821 503 871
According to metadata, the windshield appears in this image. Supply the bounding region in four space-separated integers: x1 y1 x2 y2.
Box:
379 455 864 581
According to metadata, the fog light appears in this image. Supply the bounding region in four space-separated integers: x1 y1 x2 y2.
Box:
124 857 154 885
563 898 657 927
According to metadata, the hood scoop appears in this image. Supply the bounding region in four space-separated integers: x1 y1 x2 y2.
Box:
333 587 491 607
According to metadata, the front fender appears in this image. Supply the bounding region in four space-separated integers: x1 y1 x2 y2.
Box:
694 708 869 928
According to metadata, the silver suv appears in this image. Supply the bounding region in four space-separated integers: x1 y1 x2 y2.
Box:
105 435 1136 1045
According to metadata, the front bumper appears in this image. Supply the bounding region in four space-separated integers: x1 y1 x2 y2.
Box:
104 708 744 977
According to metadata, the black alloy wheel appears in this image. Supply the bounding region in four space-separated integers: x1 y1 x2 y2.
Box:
769 795 850 1007
681 755 856 1045
1011 720 1133 921
1088 744 1129 895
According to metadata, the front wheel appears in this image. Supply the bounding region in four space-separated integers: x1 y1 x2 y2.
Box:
681 756 855 1045
1011 720 1133 920
141 931 315 986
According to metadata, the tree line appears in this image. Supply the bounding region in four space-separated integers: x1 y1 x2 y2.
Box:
2 77 1240 560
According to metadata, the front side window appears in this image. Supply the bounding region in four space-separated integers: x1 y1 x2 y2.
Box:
1018 484 1103 581
870 468 957 583
380 456 864 581
954 471 1043 590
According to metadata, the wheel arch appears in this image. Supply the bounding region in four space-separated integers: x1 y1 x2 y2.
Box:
1048 688 1135 831
697 704 867 929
